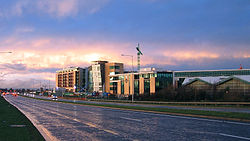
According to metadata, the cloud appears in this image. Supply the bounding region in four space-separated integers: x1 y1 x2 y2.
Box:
1 63 27 71
37 0 79 17
0 78 55 89
163 51 219 60
1 0 110 18
0 35 249 88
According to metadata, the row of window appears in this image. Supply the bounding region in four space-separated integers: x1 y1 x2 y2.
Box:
175 70 250 77
109 66 120 69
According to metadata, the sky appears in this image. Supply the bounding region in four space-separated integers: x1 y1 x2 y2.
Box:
0 0 249 88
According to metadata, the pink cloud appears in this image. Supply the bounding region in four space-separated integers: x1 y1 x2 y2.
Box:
163 51 219 60
1 36 249 88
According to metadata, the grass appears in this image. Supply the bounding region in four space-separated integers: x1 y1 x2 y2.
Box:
0 96 44 141
25 95 250 122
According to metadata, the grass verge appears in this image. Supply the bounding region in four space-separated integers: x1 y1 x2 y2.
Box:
24 95 250 122
0 96 45 141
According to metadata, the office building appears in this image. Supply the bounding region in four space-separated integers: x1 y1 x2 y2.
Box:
88 61 124 93
105 62 124 93
109 68 173 96
110 68 250 96
56 67 87 92
91 61 108 92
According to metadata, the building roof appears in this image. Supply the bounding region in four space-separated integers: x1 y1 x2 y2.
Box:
182 75 250 86
174 69 250 73
174 69 250 78
183 78 212 86
56 67 84 73
215 76 250 85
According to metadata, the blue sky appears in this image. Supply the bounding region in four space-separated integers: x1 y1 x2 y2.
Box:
0 0 249 88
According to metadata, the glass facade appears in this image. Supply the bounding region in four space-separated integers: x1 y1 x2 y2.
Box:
121 81 124 94
155 72 173 92
175 70 250 77
144 80 150 94
134 80 139 95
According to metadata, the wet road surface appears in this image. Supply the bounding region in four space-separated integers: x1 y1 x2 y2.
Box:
29 94 250 114
5 95 250 141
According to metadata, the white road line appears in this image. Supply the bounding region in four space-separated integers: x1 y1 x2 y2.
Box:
121 110 250 126
219 133 250 140
103 129 119 135
120 117 142 122
85 122 119 135
83 111 102 116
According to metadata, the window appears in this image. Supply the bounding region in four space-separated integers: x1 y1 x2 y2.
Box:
110 66 120 69
134 75 139 79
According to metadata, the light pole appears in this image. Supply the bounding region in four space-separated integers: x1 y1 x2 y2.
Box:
0 52 12 54
121 54 134 102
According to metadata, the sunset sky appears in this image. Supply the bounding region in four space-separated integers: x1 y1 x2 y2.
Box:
0 0 250 88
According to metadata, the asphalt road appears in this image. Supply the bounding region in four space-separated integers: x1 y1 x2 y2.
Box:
25 94 250 114
5 95 250 141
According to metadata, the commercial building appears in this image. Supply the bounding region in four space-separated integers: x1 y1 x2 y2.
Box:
91 61 108 92
88 61 124 93
105 62 124 93
109 68 173 97
176 69 250 94
55 60 250 96
56 67 88 92
109 68 250 96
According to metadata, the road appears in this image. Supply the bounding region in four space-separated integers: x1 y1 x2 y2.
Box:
25 94 250 114
5 95 250 141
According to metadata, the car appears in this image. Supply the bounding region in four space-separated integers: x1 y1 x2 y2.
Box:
51 95 58 101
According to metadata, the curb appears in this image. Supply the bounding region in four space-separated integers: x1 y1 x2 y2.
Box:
4 96 59 141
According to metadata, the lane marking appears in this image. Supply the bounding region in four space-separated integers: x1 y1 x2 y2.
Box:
122 110 250 126
73 118 81 122
103 129 119 135
85 122 97 128
219 133 250 140
85 122 119 135
83 111 102 116
120 117 142 122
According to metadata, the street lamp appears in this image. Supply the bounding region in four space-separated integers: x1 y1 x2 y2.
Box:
0 52 12 54
121 54 134 102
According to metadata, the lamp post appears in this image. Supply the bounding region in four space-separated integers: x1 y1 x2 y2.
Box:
0 52 12 54
121 54 134 102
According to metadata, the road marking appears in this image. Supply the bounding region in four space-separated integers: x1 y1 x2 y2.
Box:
73 118 81 122
120 117 142 122
103 129 119 135
85 122 97 128
83 111 102 116
123 111 250 126
219 133 250 140
85 122 119 136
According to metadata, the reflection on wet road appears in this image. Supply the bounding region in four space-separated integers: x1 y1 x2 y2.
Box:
5 95 250 141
